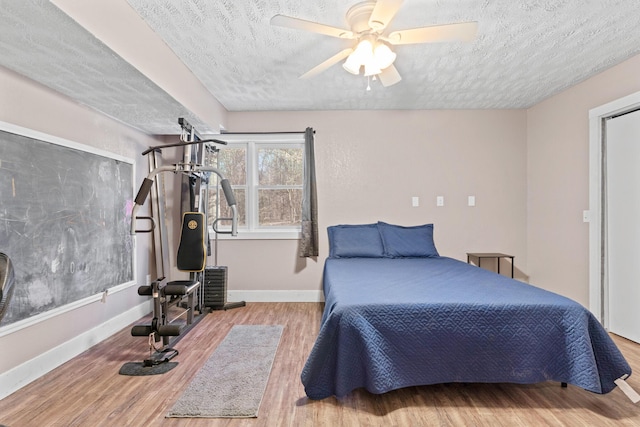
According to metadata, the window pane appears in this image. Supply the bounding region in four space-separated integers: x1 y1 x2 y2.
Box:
258 188 302 227
207 147 246 185
258 147 303 186
208 187 246 228
205 146 247 229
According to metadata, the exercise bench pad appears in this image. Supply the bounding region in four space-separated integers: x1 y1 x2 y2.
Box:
176 212 206 272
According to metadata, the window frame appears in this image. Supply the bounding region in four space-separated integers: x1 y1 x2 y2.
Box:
210 133 304 240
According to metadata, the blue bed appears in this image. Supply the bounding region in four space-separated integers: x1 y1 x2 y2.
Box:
300 222 631 399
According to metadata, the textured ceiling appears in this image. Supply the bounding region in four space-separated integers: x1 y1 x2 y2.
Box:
1 0 640 134
126 0 640 111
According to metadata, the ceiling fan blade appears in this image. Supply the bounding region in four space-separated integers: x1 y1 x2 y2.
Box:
271 15 354 39
378 64 402 87
300 48 354 80
387 21 478 45
369 0 404 31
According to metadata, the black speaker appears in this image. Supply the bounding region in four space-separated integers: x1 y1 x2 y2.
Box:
203 266 227 308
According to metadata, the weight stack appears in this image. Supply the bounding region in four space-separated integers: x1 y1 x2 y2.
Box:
203 266 227 308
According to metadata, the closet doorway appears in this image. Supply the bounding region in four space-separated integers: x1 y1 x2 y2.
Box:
605 108 640 343
589 91 640 344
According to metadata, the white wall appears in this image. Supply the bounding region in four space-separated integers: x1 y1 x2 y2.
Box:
526 53 640 305
216 109 528 296
0 66 159 398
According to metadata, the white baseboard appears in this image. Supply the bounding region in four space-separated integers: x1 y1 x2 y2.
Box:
228 290 324 303
0 300 151 400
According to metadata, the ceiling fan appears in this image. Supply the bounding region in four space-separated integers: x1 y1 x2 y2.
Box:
270 0 478 87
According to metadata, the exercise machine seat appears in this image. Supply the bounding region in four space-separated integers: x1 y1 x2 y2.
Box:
131 213 206 342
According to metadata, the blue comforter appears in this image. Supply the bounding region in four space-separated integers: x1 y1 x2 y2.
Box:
301 257 631 399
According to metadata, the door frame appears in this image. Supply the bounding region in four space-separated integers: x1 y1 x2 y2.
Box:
588 90 640 326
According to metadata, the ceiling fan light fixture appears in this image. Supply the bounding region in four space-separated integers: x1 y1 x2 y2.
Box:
343 36 396 77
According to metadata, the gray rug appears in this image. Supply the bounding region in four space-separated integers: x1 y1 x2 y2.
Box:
167 324 283 418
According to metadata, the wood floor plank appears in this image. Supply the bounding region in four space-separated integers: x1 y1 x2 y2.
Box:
0 302 639 427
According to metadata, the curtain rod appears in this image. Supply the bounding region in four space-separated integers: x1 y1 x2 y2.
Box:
220 130 315 135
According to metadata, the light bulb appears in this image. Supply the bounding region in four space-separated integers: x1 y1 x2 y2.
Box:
353 39 374 63
373 42 396 70
343 53 361 75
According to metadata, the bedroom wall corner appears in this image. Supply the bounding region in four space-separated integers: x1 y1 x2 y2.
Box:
526 53 640 305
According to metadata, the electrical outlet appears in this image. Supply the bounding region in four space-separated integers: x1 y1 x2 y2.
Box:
468 196 476 206
412 196 419 207
436 196 444 207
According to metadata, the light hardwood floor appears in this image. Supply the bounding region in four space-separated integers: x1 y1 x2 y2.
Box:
0 302 639 427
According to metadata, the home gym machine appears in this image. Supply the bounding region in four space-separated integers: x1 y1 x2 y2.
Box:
126 118 239 370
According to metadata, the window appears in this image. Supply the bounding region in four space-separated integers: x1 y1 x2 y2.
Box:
205 133 304 239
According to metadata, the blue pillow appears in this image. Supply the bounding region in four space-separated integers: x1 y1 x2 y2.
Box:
327 224 385 258
377 222 439 258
